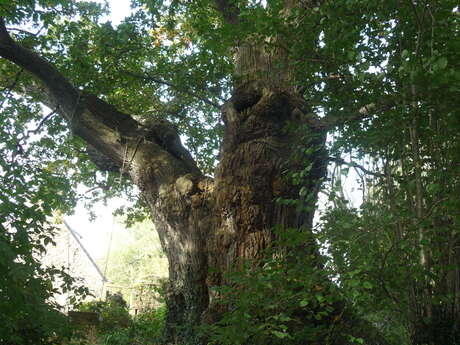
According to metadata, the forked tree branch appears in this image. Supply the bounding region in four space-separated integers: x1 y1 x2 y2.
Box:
27 107 58 135
328 156 402 182
328 156 386 178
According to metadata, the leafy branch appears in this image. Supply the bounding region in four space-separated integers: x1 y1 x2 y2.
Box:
122 70 223 109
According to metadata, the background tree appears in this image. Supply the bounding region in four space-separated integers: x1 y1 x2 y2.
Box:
319 1 460 344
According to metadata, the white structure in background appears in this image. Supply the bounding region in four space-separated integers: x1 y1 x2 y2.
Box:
63 220 109 286
42 221 108 307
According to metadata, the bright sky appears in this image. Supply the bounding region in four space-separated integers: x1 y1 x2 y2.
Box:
65 198 126 260
101 0 132 25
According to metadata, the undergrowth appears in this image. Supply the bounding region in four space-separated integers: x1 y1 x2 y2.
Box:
66 299 166 345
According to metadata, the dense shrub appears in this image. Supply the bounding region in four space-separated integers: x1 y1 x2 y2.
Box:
68 300 166 345
0 221 90 345
133 306 166 341
77 296 131 332
200 228 349 345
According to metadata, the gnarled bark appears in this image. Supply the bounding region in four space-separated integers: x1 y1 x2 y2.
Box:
206 81 327 320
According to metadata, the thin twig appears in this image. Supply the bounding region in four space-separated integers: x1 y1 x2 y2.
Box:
10 107 58 162
328 156 387 178
14 107 58 152
84 183 110 194
0 69 23 108
28 107 58 135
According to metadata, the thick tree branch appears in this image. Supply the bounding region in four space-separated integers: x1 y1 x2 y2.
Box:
0 17 201 188
85 143 121 172
0 17 80 121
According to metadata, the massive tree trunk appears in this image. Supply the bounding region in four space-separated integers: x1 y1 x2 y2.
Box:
205 36 328 317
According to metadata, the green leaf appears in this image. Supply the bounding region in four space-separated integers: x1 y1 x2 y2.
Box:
363 281 373 289
272 330 288 339
299 186 308 197
315 293 325 303
436 57 448 70
349 279 360 287
299 299 309 307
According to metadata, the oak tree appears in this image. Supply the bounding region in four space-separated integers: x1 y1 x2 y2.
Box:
1 1 458 344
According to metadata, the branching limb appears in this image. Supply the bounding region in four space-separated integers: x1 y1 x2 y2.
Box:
0 16 202 188
29 107 58 134
306 100 395 131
